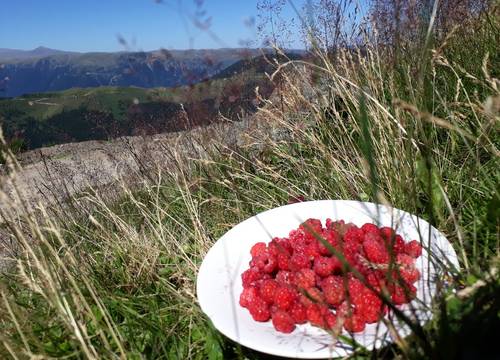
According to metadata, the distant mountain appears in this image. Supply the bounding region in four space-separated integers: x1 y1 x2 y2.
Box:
0 48 264 97
0 46 77 61
0 53 279 150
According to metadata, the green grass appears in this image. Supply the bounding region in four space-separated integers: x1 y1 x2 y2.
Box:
0 3 498 360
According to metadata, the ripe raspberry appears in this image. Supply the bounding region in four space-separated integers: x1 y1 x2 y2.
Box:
318 229 340 256
337 301 366 333
330 220 351 237
344 226 364 244
250 242 267 257
277 253 290 270
299 287 325 306
294 268 316 290
300 218 323 241
379 227 395 241
275 270 295 286
366 272 386 289
342 240 361 265
395 253 420 283
313 256 335 277
268 237 292 257
321 275 345 306
361 223 379 235
306 303 328 328
272 310 296 333
289 252 311 271
347 276 365 306
397 253 415 267
324 310 337 330
241 267 265 288
405 240 422 258
250 251 277 273
343 312 366 333
259 279 278 304
239 286 258 308
305 241 320 258
289 301 307 324
288 229 304 245
274 286 297 310
248 297 271 322
363 237 389 264
391 283 416 305
399 267 420 284
358 289 383 323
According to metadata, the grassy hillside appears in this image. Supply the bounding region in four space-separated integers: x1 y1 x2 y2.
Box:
0 2 498 360
0 64 274 150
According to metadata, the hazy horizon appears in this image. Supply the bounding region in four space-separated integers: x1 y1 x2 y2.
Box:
0 0 309 53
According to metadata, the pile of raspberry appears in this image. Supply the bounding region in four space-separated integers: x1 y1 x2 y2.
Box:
239 219 423 334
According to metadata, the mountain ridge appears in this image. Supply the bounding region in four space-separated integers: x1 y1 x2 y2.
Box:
0 48 269 97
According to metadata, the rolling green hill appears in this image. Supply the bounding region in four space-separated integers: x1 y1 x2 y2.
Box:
0 68 274 150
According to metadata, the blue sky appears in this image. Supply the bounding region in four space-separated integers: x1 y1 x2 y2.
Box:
0 0 305 52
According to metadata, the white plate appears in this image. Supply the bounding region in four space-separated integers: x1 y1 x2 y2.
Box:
196 200 459 359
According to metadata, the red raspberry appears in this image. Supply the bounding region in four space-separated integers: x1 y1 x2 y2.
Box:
272 310 296 333
318 229 340 256
324 310 337 330
306 303 328 328
379 227 395 240
358 289 383 323
343 312 366 333
326 219 346 233
352 257 371 276
250 242 267 257
241 267 265 288
347 276 365 306
337 302 366 333
300 218 323 241
379 228 405 255
395 254 420 283
405 240 422 258
399 267 420 284
268 237 292 257
393 235 406 254
299 287 325 306
391 283 416 305
239 286 258 308
274 286 297 310
397 253 415 267
275 270 295 286
250 251 277 273
361 223 379 235
294 268 316 290
288 229 304 245
344 226 364 244
321 275 345 306
277 253 290 270
305 241 320 258
259 279 278 304
289 301 307 324
248 297 271 322
366 272 386 289
289 252 311 271
313 256 335 277
363 237 389 264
